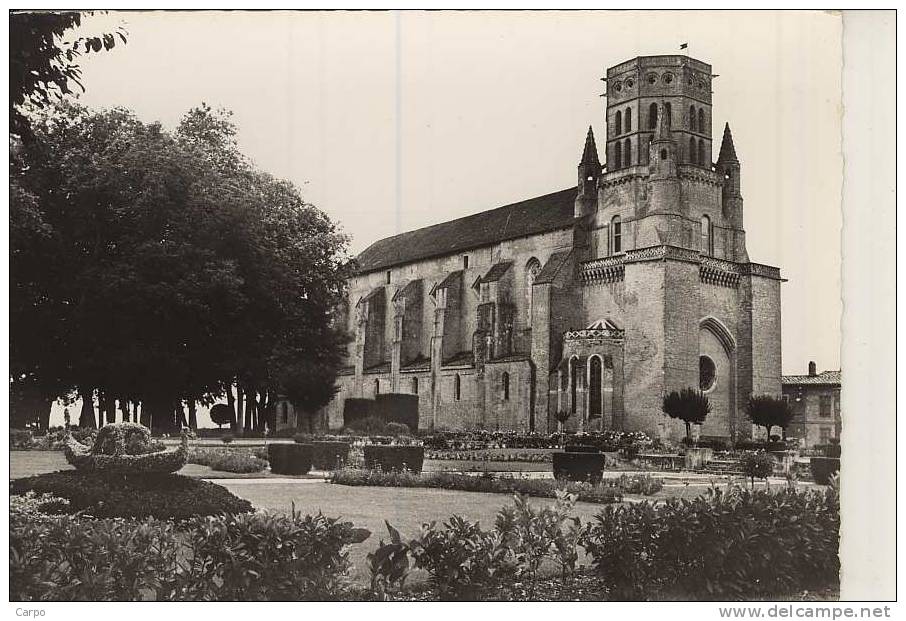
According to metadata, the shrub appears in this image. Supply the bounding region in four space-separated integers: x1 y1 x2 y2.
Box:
810 457 841 484
564 444 600 453
369 491 582 600
180 507 370 601
579 485 839 600
268 443 313 475
10 501 370 602
346 415 389 436
252 446 270 460
10 471 253 520
363 445 425 473
617 473 664 496
818 443 842 458
294 433 313 444
221 434 234 444
11 429 34 450
311 441 351 470
662 387 711 441
552 451 605 483
11 511 184 601
330 469 622 505
740 451 775 486
209 452 268 474
385 422 411 437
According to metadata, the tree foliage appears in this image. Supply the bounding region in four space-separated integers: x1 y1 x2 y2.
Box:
745 395 794 440
661 387 711 441
9 10 127 138
10 102 351 431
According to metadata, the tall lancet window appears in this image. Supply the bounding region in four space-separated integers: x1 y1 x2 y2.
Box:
611 216 622 254
690 137 697 164
689 105 696 131
525 258 541 325
624 140 632 167
614 143 622 169
614 110 622 136
648 103 658 130
698 109 705 134
698 140 706 168
624 108 632 133
664 102 672 128
701 215 712 255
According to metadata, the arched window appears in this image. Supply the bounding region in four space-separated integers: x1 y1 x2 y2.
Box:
589 356 602 419
648 103 658 129
624 107 631 133
698 140 706 168
614 142 622 169
645 135 653 165
689 105 696 131
454 375 461 401
281 402 289 424
525 258 541 323
664 102 672 128
690 137 697 164
412 377 419 395
374 379 380 395
614 110 622 136
698 109 705 134
701 215 712 255
569 357 579 415
502 372 510 401
611 216 622 254
623 140 631 167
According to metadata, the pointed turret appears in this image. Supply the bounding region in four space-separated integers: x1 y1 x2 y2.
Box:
580 125 600 166
716 122 738 165
575 126 601 218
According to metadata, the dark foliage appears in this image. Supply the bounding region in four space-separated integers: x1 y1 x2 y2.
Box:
10 471 253 519
579 485 840 600
746 395 794 441
311 441 351 470
268 443 313 475
661 388 711 440
552 452 606 483
739 451 775 486
363 445 425 473
810 457 840 484
208 452 268 474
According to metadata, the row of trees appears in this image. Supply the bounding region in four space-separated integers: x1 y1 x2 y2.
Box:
10 14 352 432
661 389 794 442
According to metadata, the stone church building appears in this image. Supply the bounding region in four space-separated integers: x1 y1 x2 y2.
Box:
317 54 783 441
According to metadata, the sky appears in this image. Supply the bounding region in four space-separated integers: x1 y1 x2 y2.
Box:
51 10 843 425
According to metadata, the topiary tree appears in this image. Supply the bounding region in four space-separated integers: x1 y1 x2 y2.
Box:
209 403 234 429
740 451 775 488
745 395 793 442
661 387 711 442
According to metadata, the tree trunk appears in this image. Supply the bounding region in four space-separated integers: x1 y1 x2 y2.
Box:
145 396 174 434
685 421 691 441
39 398 52 433
138 402 150 428
236 385 245 432
175 400 188 429
226 387 237 431
102 393 116 425
79 387 97 428
119 399 130 423
244 386 255 433
187 399 198 430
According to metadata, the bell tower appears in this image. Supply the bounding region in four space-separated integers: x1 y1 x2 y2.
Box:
605 55 714 170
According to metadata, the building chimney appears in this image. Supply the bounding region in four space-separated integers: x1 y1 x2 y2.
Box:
808 361 817 376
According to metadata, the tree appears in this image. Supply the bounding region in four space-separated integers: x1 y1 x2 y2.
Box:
661 387 711 441
10 10 127 139
745 395 794 441
209 403 234 429
11 102 350 433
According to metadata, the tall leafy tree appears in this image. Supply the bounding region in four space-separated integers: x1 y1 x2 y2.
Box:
11 102 350 432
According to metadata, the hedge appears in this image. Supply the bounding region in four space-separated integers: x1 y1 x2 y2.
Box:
552 451 606 483
363 445 425 473
373 393 420 431
342 398 374 427
810 457 840 484
565 445 600 453
311 441 351 470
268 443 313 475
10 471 253 520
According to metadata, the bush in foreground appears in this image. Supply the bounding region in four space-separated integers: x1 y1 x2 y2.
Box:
330 469 623 504
579 485 839 600
10 500 369 601
10 471 253 519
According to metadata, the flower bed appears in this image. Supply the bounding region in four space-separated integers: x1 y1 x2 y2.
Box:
330 468 623 504
426 449 552 463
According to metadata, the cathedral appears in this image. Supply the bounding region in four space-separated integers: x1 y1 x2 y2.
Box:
317 54 783 441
